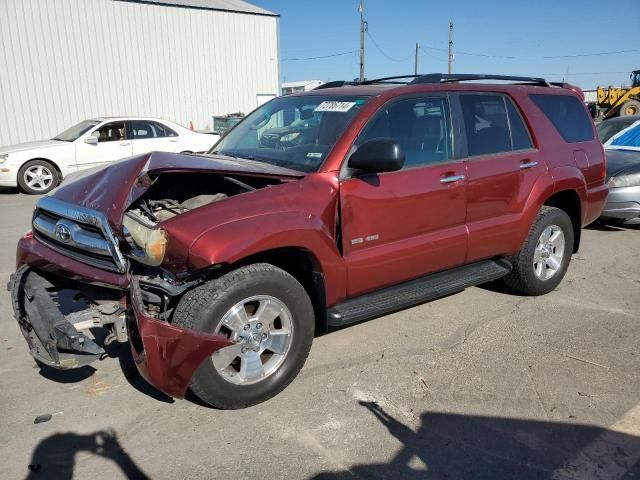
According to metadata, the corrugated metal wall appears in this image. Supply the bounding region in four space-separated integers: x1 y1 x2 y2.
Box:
0 0 279 145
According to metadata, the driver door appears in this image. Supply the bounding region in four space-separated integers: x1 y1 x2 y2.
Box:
75 121 133 169
340 95 468 297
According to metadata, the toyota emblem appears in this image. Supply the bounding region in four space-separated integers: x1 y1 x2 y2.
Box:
54 222 72 243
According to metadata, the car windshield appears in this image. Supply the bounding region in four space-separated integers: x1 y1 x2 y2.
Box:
210 95 370 172
52 120 101 142
597 119 637 143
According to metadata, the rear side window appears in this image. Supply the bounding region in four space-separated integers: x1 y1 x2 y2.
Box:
460 94 532 156
505 98 533 150
529 94 594 143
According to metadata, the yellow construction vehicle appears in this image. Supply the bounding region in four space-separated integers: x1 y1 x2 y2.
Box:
596 70 640 118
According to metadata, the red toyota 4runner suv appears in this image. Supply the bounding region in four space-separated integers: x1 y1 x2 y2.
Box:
9 74 607 409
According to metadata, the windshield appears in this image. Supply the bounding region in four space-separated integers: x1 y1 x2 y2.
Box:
210 95 370 172
597 119 636 143
52 120 101 142
632 71 640 87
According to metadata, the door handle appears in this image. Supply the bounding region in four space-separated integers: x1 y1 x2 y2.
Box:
440 174 465 184
120 142 131 146
168 139 178 143
519 161 538 170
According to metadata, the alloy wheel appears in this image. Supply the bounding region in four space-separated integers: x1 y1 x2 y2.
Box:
211 295 294 385
533 225 565 281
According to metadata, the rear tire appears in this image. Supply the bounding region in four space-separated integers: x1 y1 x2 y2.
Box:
172 263 314 409
619 100 640 117
18 159 60 194
504 206 574 296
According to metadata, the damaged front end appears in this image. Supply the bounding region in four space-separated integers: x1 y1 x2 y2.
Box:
10 152 300 397
8 266 125 369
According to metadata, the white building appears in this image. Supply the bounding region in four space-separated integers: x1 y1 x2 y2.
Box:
0 0 280 146
281 80 325 95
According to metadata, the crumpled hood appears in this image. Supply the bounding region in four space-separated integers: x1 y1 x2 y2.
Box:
49 151 304 230
605 148 640 179
0 140 67 155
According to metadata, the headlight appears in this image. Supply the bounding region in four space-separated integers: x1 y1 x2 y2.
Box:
0 154 8 165
123 219 168 266
280 132 300 142
608 172 640 188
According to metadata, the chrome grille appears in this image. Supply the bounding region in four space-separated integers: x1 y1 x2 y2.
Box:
32 197 127 273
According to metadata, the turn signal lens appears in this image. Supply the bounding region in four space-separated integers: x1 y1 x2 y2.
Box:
143 228 168 266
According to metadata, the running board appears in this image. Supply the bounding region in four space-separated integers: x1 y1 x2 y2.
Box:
327 259 512 327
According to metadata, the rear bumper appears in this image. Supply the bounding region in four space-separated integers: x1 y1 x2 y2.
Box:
14 234 235 399
128 276 234 398
599 185 640 221
583 184 609 226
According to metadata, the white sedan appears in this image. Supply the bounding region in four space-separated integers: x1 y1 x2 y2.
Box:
0 117 220 194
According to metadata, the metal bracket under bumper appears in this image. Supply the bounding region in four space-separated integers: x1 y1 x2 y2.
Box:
8 266 105 369
129 276 235 399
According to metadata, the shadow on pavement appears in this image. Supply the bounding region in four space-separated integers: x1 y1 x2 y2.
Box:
27 429 150 479
311 401 640 480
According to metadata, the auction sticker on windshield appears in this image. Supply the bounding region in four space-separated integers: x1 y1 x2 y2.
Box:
314 101 356 113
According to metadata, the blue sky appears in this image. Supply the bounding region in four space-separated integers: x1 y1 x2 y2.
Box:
251 0 639 90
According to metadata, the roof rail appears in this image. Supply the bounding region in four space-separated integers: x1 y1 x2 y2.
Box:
410 73 551 87
313 81 356 90
314 75 422 90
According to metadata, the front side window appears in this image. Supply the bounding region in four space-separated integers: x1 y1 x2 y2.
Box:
211 95 371 172
356 96 453 168
94 122 126 142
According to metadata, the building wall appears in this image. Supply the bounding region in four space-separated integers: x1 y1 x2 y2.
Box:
0 0 279 145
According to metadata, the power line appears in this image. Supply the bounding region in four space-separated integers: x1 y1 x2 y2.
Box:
366 30 414 62
542 49 640 59
421 45 639 60
282 51 356 62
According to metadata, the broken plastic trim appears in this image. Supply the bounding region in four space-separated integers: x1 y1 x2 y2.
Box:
8 266 105 369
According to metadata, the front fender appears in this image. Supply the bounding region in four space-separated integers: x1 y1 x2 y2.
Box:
188 211 347 305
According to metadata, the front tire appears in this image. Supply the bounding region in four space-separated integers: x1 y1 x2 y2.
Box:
172 263 314 409
620 99 640 117
504 206 574 296
18 159 60 194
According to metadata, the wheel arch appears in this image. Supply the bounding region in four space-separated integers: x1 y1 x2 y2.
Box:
543 189 582 253
211 247 330 334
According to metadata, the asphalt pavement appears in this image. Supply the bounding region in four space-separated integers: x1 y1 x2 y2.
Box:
0 187 639 479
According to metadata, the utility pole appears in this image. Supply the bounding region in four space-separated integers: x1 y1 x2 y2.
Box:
448 21 454 74
359 0 366 82
414 42 419 75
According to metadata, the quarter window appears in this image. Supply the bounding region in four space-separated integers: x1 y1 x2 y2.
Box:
357 97 452 168
529 94 594 143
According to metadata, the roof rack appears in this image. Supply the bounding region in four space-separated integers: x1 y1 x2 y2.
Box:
314 73 552 90
410 73 551 87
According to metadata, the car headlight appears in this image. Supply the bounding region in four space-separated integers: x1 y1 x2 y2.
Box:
123 220 168 266
608 172 640 188
0 154 8 165
280 132 300 142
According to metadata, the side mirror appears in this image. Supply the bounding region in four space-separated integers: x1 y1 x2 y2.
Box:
84 135 99 145
348 138 405 173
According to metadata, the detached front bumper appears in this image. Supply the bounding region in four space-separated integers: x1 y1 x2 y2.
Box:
128 276 234 398
13 234 235 399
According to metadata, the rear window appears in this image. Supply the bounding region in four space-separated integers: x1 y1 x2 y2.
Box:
529 94 594 143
